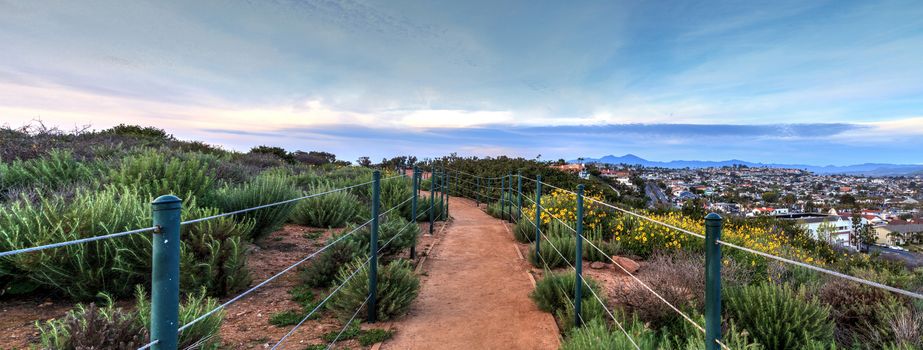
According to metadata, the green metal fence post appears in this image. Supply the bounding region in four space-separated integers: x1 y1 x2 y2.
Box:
443 169 449 220
488 178 492 205
410 166 419 260
574 184 585 327
151 195 182 350
507 173 513 222
517 172 522 220
500 175 506 220
476 177 481 207
705 213 723 350
429 169 435 235
534 175 542 262
454 170 458 198
369 171 381 323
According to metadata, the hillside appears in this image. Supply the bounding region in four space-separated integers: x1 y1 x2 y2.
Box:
574 154 923 176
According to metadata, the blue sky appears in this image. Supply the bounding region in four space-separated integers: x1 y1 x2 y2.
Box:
1 0 922 165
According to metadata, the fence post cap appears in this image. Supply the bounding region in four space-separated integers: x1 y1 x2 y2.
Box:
705 212 723 222
151 195 182 210
576 184 585 191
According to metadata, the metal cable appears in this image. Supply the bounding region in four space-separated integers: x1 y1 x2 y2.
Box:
271 255 373 350
181 180 374 226
176 218 372 333
532 177 923 301
522 218 639 349
1 226 157 258
324 293 372 350
273 206 426 349
581 233 707 335
716 238 923 300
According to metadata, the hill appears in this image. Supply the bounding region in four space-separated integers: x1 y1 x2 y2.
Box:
574 154 923 176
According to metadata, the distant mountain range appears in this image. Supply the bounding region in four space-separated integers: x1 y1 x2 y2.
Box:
572 154 923 176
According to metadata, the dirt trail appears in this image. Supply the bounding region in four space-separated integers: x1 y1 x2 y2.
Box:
383 197 560 350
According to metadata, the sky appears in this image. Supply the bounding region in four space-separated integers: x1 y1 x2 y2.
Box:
1 0 923 165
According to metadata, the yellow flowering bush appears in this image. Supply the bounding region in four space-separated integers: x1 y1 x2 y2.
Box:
521 189 609 233
523 189 825 274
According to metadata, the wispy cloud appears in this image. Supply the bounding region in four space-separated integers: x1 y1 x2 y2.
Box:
1 0 922 164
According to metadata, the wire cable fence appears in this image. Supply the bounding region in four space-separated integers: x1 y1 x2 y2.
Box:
0 169 444 350
446 169 923 349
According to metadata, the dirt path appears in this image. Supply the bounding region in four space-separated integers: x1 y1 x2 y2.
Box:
382 196 560 350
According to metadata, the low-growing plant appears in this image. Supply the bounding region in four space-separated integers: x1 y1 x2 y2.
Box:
417 195 446 222
299 238 364 288
513 218 534 243
290 182 362 228
328 259 419 321
321 320 361 342
726 283 834 350
531 271 599 312
136 286 224 350
350 216 419 257
529 235 576 269
660 314 765 350
560 317 661 350
216 172 299 240
269 309 304 327
36 293 147 350
359 328 395 346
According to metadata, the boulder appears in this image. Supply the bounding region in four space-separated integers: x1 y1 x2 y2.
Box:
590 261 606 269
610 256 640 274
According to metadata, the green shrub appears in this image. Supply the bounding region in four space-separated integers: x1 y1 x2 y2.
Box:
560 317 662 350
0 187 253 299
359 328 395 346
216 172 299 240
555 295 607 331
513 218 534 243
820 275 905 348
269 309 304 327
660 314 764 350
36 294 147 350
529 235 576 269
377 176 413 221
109 150 217 200
328 259 419 321
531 271 600 313
0 186 150 298
726 283 834 350
136 286 223 350
350 216 419 257
417 195 446 221
321 320 361 342
299 238 364 288
0 149 99 197
180 207 254 296
290 182 362 228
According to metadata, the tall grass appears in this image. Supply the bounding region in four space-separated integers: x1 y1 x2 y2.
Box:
216 172 299 241
0 186 254 299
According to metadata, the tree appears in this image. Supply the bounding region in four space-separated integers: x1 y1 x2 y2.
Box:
761 191 780 203
250 145 293 163
292 151 337 165
839 194 857 206
356 156 372 167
